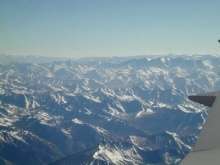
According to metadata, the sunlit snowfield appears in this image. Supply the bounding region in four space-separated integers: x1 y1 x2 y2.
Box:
0 55 220 165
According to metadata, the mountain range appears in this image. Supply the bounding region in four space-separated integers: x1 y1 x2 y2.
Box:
0 55 220 165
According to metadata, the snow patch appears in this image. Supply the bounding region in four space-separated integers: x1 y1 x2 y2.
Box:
72 118 84 125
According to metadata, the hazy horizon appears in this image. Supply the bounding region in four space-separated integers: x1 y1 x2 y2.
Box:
1 0 220 57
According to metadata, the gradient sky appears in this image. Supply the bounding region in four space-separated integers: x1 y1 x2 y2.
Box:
0 0 220 57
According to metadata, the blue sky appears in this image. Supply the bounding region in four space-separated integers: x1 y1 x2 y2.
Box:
0 0 220 57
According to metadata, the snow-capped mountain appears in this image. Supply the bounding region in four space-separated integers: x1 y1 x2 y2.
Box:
0 55 220 165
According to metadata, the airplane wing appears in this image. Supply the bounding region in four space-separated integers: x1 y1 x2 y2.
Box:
181 91 220 164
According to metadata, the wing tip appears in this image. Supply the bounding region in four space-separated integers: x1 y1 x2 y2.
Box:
188 95 216 107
